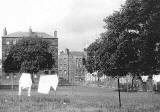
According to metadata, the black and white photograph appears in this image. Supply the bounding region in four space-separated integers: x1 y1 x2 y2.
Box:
0 0 160 111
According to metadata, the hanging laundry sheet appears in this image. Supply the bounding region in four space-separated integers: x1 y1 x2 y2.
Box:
38 74 59 94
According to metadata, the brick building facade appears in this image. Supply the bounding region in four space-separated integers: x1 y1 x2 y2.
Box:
58 49 86 84
2 27 58 75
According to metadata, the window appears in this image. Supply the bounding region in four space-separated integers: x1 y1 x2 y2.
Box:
64 70 67 74
6 41 10 45
13 40 16 45
6 51 9 56
13 74 17 78
77 62 79 67
59 66 63 69
64 64 67 67
51 70 55 74
6 73 10 79
44 70 49 74
79 58 82 63
64 58 67 64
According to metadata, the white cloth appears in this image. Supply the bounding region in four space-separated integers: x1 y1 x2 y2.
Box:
141 76 148 82
38 74 59 94
19 73 32 96
19 73 32 89
153 75 160 85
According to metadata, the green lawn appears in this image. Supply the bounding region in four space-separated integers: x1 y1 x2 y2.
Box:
0 86 160 112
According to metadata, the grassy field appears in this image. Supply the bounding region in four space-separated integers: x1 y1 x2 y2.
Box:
0 86 160 112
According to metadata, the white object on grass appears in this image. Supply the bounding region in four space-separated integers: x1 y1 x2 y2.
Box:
19 73 32 96
153 75 160 90
38 74 59 94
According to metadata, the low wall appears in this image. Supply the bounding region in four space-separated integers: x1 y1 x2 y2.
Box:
0 85 18 90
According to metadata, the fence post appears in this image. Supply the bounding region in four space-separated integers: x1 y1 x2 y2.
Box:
10 73 13 91
118 77 121 107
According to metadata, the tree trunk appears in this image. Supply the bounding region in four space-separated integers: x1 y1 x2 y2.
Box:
31 73 35 84
139 76 145 91
98 75 100 82
131 76 135 90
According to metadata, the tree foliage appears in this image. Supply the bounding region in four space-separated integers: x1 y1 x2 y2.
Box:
85 0 160 78
85 39 101 73
3 36 54 74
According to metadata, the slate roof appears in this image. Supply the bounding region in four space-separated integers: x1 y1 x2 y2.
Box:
3 32 56 38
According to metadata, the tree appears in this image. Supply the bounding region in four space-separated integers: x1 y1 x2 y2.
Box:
101 0 160 79
85 0 160 107
3 36 54 75
85 38 103 81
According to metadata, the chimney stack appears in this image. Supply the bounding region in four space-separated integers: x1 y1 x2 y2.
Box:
54 30 57 38
65 48 69 55
29 26 32 35
3 27 7 36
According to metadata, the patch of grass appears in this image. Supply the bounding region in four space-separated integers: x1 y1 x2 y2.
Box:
0 86 160 112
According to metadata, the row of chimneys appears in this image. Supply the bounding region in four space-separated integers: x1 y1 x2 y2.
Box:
3 27 57 38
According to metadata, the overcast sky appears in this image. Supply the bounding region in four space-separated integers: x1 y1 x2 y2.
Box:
0 0 126 56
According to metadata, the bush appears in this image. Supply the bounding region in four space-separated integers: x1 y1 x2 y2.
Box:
120 83 139 92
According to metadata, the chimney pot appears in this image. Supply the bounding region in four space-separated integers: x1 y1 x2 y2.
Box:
54 30 57 37
3 27 7 36
29 26 32 34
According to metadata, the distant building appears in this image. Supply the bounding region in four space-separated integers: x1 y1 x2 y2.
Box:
2 27 58 74
58 48 86 84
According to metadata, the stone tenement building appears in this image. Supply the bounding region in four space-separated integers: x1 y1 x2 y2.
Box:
58 48 86 84
2 27 58 74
